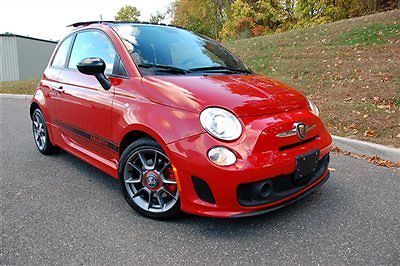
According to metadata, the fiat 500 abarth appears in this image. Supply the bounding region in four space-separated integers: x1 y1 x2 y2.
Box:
30 21 332 219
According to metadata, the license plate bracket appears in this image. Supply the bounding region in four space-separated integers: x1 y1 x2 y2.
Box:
294 149 320 181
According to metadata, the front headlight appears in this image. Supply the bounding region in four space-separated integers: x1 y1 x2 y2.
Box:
308 99 320 116
200 107 242 141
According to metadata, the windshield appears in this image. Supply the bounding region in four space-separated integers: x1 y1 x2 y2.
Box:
112 24 251 75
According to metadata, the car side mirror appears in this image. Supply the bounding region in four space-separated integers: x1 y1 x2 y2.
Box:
77 57 111 90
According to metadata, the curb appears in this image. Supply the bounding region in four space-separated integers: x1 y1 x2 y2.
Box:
0 94 32 100
333 135 400 162
333 135 400 154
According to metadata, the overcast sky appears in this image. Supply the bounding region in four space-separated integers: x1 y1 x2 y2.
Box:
0 0 174 41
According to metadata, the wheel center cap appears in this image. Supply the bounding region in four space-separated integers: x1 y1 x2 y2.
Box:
144 172 160 189
146 175 158 188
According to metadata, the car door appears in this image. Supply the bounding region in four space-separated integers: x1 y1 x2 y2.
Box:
42 34 74 124
54 30 120 161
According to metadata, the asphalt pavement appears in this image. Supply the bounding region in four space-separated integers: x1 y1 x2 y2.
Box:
1 97 399 265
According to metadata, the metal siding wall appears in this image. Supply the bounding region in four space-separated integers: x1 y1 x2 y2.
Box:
0 36 20 82
16 38 56 80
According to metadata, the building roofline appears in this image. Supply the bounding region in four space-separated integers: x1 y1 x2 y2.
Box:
0 33 57 44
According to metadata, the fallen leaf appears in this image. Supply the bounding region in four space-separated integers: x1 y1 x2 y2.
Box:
364 129 376 138
332 146 400 168
368 156 400 168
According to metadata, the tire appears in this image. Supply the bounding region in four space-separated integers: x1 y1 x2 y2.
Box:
32 108 57 155
119 138 181 220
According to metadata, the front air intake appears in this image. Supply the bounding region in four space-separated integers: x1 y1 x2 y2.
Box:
191 176 216 204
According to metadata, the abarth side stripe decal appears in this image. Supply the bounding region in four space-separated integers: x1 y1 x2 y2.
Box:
57 121 119 153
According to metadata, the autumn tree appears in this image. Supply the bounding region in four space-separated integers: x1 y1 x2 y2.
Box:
220 0 288 38
294 0 375 27
172 0 398 40
115 5 141 22
173 0 231 38
220 0 255 39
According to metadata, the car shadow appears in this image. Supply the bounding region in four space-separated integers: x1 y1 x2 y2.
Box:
51 150 120 190
52 148 343 239
166 182 344 240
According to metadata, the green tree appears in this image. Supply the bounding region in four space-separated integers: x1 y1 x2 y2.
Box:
220 0 255 39
293 0 369 28
115 5 141 22
294 0 340 28
220 0 287 38
255 0 284 30
149 12 165 24
173 0 231 39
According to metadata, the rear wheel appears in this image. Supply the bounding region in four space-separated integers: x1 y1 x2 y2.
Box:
119 138 181 220
32 108 57 155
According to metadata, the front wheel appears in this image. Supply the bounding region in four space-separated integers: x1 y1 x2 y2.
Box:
32 108 57 155
119 138 181 220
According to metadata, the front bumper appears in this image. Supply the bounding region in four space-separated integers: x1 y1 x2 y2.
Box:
232 171 330 218
167 109 333 218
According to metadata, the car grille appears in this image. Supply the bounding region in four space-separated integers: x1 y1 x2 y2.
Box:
237 154 330 206
278 136 318 151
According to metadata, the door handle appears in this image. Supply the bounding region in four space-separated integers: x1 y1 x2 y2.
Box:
52 85 64 93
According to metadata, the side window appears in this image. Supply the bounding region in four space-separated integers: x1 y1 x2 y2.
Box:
51 35 73 68
68 31 117 75
113 56 128 77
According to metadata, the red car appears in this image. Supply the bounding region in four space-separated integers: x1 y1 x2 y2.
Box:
30 21 332 219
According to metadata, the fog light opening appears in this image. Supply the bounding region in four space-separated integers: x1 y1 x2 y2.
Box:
259 182 272 198
208 146 236 166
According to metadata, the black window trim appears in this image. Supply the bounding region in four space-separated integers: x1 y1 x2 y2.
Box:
110 55 129 79
49 33 76 69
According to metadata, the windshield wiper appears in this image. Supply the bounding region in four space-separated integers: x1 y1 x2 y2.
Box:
137 64 251 75
138 63 187 75
188 66 252 74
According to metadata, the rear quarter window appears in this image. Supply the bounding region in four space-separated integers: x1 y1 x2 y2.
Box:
51 35 73 68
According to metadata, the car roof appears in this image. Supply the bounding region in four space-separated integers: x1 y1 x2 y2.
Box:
68 21 185 30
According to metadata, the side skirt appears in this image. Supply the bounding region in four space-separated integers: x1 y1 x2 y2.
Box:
47 122 119 179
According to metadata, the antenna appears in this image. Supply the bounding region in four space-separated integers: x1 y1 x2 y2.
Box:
100 14 103 22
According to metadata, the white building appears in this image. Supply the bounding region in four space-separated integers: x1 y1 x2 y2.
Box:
0 34 57 82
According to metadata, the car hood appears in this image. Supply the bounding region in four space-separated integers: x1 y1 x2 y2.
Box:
142 75 308 117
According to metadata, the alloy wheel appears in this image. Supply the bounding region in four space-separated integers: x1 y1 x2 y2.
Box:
32 111 47 151
123 148 179 213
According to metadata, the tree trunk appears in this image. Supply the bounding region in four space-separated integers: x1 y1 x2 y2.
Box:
364 0 371 12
